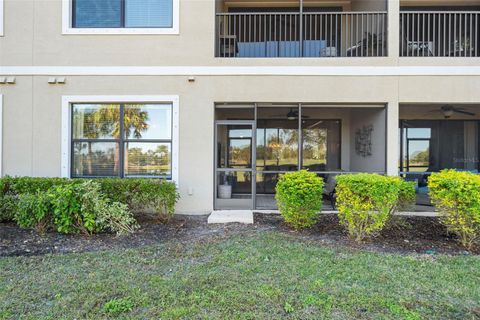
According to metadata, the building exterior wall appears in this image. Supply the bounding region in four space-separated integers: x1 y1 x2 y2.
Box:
1 0 480 213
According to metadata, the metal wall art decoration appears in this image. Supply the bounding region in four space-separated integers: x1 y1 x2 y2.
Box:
355 125 373 157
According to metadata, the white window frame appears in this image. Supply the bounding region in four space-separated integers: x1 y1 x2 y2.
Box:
0 0 4 36
61 0 179 35
61 95 179 183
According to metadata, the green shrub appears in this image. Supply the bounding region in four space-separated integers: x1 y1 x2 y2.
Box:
0 177 17 222
48 183 95 234
95 201 139 235
94 178 133 206
0 176 179 228
428 170 480 249
130 179 179 222
11 177 76 195
1 177 76 223
80 178 177 226
83 181 139 235
83 178 179 222
275 170 324 230
48 181 140 235
13 181 139 236
0 194 17 222
336 174 415 242
398 180 416 211
15 193 52 233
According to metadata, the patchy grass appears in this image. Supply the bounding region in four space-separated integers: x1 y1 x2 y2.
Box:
0 232 479 319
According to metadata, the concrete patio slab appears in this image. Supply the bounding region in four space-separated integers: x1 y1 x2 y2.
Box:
208 210 254 224
254 210 439 217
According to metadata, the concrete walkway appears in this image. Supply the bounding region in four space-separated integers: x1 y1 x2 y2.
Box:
208 210 254 224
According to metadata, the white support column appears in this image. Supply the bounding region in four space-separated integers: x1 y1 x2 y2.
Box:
387 0 400 60
386 100 399 176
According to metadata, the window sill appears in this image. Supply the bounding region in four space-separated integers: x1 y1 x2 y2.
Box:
62 27 179 35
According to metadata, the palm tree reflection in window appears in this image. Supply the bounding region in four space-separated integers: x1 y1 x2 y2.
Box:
73 104 172 177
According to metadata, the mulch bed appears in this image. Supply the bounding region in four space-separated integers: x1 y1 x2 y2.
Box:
1 213 478 257
255 214 478 255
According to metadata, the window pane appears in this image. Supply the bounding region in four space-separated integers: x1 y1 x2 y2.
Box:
302 120 341 171
124 104 172 140
228 139 252 168
125 142 171 177
125 0 173 28
256 127 298 171
408 140 430 168
303 127 328 170
256 107 299 172
74 0 122 28
407 128 431 139
73 104 120 139
72 142 120 177
229 129 252 138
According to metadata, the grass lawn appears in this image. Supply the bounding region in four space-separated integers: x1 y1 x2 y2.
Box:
1 231 479 319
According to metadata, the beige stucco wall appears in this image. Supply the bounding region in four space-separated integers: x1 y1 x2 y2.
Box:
2 0 480 66
1 0 480 213
349 108 386 172
2 74 480 213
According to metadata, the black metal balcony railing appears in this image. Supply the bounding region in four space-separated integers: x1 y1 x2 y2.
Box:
400 11 480 57
216 12 387 58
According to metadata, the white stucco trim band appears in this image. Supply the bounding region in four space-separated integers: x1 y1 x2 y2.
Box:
61 95 179 183
4 66 480 76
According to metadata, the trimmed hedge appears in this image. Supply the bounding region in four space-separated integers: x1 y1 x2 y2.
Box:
0 177 179 234
275 170 324 230
429 169 480 249
335 174 415 242
97 178 179 222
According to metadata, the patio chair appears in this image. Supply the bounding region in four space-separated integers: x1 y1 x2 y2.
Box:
323 174 337 210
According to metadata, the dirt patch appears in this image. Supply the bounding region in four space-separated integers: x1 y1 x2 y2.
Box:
0 213 477 257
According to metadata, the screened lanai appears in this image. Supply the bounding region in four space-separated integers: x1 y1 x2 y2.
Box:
214 103 387 210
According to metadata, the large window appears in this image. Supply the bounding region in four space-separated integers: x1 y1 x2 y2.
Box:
63 0 178 34
71 103 173 178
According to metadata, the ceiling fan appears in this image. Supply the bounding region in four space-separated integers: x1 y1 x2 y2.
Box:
269 108 310 120
426 105 476 119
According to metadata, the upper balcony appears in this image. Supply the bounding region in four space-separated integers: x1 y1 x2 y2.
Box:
215 0 388 58
400 1 480 57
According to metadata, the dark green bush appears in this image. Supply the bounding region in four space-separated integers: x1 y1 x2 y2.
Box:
336 174 415 242
15 181 138 235
15 193 52 233
1 176 176 234
0 194 17 222
0 176 17 222
48 183 95 234
96 178 179 221
275 170 324 230
10 177 76 195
